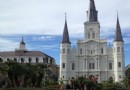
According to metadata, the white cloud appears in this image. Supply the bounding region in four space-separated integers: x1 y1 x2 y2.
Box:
32 35 55 41
0 0 130 36
0 37 18 51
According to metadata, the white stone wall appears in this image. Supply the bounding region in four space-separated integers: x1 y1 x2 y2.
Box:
113 42 125 82
1 56 54 64
60 19 125 83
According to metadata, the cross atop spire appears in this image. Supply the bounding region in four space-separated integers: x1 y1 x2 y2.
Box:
87 0 98 22
61 13 71 44
114 13 123 42
65 12 67 21
117 10 119 18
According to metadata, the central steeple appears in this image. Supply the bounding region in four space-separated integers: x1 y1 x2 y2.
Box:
87 0 98 22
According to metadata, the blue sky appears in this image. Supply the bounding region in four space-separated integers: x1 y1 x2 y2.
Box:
0 0 130 66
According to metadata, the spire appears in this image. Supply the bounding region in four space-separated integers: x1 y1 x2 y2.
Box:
88 0 98 22
20 37 25 45
114 13 123 42
61 13 71 44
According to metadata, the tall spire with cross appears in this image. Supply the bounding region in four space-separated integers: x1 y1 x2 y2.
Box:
114 12 123 42
87 0 98 22
61 13 71 44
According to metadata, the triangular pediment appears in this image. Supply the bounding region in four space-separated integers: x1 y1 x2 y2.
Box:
77 39 107 44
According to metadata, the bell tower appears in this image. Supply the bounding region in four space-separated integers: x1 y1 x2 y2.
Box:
84 0 100 40
113 14 125 82
60 14 71 81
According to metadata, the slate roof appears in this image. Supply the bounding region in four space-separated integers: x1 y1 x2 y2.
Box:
88 0 98 22
114 16 123 42
61 19 71 44
20 37 25 45
0 51 53 59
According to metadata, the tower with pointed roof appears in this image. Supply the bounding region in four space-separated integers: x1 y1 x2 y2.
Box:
60 0 125 83
60 14 71 81
84 0 100 40
113 15 125 82
19 37 26 51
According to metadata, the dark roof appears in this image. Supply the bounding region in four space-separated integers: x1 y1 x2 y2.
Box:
88 0 98 22
114 16 123 42
0 51 53 58
20 37 25 45
61 19 71 44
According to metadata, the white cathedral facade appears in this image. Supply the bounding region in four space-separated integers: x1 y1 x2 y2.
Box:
60 0 125 82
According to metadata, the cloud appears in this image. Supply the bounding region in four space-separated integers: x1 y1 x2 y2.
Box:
0 0 130 36
32 35 55 41
0 37 18 51
0 0 130 65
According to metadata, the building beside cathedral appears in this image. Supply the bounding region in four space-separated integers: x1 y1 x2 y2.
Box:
0 38 55 64
0 38 59 79
60 0 125 82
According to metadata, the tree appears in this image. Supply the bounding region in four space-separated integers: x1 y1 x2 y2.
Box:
5 61 27 87
0 63 9 75
35 64 52 87
0 61 52 88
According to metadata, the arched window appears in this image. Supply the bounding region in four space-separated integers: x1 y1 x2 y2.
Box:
14 58 17 62
88 32 90 39
92 63 95 69
29 58 32 63
46 57 48 63
89 63 91 69
117 47 120 52
50 59 53 64
7 58 10 62
84 59 86 69
97 58 99 69
119 75 121 78
63 48 65 54
72 63 75 70
36 57 39 63
21 58 24 63
62 63 65 68
101 48 103 54
92 31 95 38
118 62 121 68
91 51 92 55
109 63 112 69
0 58 3 63
43 57 45 63
80 48 82 54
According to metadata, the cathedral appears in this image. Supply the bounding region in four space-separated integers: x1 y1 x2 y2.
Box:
60 0 125 82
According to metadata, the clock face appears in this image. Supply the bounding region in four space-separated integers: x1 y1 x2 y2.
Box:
87 41 97 50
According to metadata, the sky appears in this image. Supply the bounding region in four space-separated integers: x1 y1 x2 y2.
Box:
0 0 130 66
